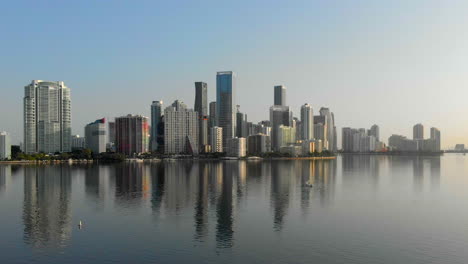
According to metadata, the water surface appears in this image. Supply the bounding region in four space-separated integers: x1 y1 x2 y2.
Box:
1 155 467 263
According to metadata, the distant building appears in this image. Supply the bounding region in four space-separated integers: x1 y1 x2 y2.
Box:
71 135 85 150
270 105 292 151
455 144 465 151
115 115 150 155
24 80 71 154
150 100 163 151
227 137 246 157
247 134 271 155
342 126 380 152
194 82 208 150
164 100 199 154
430 127 441 151
216 71 236 151
108 122 116 144
236 105 248 138
85 118 107 154
388 134 418 151
300 104 313 141
277 125 296 149
210 126 223 153
319 107 336 151
302 140 316 155
274 85 286 106
413 123 424 140
369 124 380 142
0 132 11 160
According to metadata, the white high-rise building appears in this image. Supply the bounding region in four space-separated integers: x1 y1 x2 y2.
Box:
24 80 71 154
0 132 11 160
300 103 313 141
85 118 107 154
210 126 223 153
164 100 199 154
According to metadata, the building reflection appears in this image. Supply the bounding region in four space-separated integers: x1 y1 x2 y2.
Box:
194 162 209 242
23 166 72 248
114 163 151 206
0 165 11 194
411 156 441 191
216 162 234 248
270 161 293 231
342 154 380 187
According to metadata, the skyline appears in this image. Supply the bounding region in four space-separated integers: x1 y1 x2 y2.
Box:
1 0 467 147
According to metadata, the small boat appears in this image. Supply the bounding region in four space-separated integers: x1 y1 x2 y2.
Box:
303 181 313 188
78 220 83 229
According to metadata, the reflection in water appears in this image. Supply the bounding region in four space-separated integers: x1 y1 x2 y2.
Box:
411 156 441 191
23 166 72 248
16 160 338 250
0 165 11 194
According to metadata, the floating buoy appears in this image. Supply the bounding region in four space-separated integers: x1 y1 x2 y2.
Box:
78 220 83 229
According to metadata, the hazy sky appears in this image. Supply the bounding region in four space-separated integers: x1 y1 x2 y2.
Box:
1 0 467 148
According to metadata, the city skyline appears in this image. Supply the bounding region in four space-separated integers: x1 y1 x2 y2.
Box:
1 1 467 148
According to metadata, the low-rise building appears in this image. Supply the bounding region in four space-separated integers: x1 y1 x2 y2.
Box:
227 137 246 157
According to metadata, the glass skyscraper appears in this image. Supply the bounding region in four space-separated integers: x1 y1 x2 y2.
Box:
23 80 71 154
150 101 163 151
216 71 236 151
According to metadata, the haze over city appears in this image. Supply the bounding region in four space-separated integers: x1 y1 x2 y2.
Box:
1 0 467 147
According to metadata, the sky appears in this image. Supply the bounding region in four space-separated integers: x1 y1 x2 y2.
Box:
1 0 467 148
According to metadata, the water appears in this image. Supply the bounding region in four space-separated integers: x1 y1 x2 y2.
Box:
1 154 468 264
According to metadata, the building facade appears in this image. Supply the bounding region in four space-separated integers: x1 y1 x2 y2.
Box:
24 80 71 153
247 133 271 155
210 126 223 153
413 123 424 140
270 105 292 151
164 100 199 154
0 132 11 160
274 85 286 106
115 115 150 155
216 71 236 151
150 100 163 151
71 135 85 151
300 103 314 141
227 137 246 157
85 118 107 154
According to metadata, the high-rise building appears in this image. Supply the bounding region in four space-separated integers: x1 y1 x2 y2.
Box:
0 132 11 160
314 115 327 148
115 115 150 155
210 126 223 153
164 100 199 154
277 125 296 149
108 122 116 144
236 105 248 138
369 124 380 142
300 104 314 141
247 134 271 155
24 80 71 154
319 107 336 152
71 135 85 150
85 118 107 154
274 85 286 106
270 105 292 151
227 137 246 157
413 123 424 140
209 101 217 128
150 101 163 151
216 71 236 151
430 127 441 151
194 82 208 117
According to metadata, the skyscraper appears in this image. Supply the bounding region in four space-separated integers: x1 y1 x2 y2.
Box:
413 123 424 140
194 82 208 116
274 85 286 106
115 115 150 155
270 105 292 151
300 104 314 141
0 132 11 160
150 101 163 151
24 80 71 154
209 101 217 128
85 118 107 154
430 127 441 151
369 124 380 142
210 126 223 153
319 107 336 151
164 100 199 154
216 71 236 151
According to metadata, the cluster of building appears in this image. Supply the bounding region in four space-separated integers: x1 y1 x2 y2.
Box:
342 125 385 152
15 74 337 158
388 124 441 152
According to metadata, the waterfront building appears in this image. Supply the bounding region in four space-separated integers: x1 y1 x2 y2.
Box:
115 115 150 155
301 140 316 155
24 80 71 154
369 124 380 142
319 107 336 151
388 135 418 151
227 137 246 157
164 100 199 154
430 127 441 151
277 125 296 149
216 71 236 151
300 104 314 141
85 118 107 154
274 85 286 106
247 133 271 155
0 132 11 160
210 126 223 153
270 105 292 151
280 145 302 157
150 100 163 151
195 82 208 149
71 135 85 150
413 123 424 140
455 144 465 151
343 126 380 152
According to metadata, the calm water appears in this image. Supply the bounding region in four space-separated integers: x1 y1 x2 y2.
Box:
1 155 468 264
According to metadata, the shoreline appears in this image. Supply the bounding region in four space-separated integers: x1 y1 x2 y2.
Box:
0 156 336 165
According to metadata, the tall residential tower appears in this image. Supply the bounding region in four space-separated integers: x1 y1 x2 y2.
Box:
216 71 236 151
